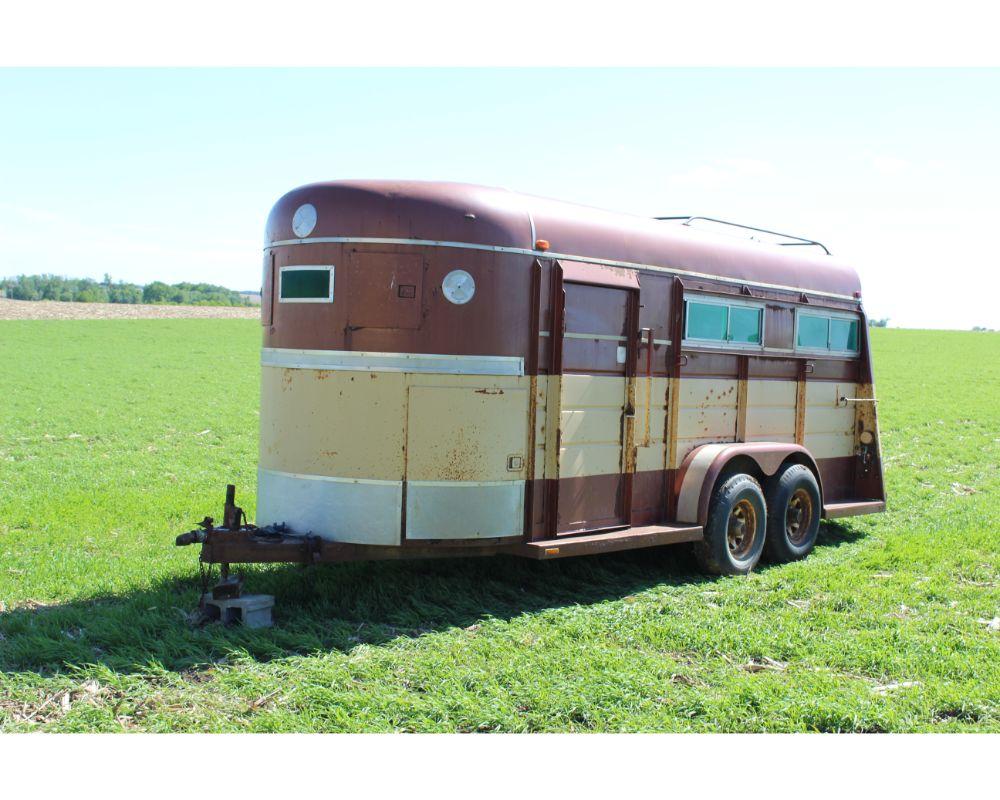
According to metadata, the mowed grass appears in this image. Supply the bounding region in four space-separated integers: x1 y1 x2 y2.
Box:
0 321 997 732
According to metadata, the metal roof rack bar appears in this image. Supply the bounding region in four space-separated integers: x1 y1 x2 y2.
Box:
655 216 831 256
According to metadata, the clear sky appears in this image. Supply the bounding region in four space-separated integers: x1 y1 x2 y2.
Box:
1 68 997 329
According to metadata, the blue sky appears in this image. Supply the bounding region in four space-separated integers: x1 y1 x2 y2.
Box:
1 68 997 328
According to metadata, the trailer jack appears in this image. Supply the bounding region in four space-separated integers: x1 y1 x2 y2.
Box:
177 485 275 628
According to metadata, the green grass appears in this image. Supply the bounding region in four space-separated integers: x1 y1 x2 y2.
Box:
1 322 997 732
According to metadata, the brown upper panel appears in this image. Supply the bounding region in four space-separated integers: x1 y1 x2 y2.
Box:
265 180 863 299
266 180 533 250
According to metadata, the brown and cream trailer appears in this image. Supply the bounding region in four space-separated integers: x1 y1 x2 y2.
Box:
180 180 884 576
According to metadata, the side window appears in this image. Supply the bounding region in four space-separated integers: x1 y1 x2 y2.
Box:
729 305 762 344
279 266 334 303
686 301 728 341
797 314 829 349
797 311 859 354
684 297 763 347
830 318 859 352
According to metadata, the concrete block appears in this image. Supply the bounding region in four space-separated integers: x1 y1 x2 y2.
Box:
201 593 275 629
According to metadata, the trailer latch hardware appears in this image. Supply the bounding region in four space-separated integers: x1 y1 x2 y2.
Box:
839 396 878 406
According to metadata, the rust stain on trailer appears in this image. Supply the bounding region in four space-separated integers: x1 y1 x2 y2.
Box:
434 428 487 482
526 375 538 483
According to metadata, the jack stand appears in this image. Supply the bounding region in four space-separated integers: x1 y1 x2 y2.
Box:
182 485 277 628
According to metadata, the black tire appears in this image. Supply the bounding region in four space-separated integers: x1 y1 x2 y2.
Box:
693 473 767 575
764 464 821 563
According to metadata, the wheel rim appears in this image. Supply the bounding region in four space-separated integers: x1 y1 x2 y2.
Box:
727 498 758 559
785 488 813 545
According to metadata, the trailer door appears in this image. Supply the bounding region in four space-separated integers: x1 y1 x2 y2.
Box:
556 276 637 534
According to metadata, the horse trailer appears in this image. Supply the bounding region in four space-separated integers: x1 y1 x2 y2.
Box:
178 180 884 581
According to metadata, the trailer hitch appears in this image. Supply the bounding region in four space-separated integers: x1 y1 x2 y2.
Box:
176 484 249 546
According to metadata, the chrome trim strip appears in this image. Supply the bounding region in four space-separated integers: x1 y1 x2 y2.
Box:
681 343 796 356
538 330 672 346
259 467 401 486
263 236 859 301
564 332 628 342
261 347 524 376
408 479 521 488
260 468 520 491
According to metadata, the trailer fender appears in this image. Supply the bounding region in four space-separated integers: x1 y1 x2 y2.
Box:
675 443 823 526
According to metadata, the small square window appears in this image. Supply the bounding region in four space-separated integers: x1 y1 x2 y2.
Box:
279 266 334 302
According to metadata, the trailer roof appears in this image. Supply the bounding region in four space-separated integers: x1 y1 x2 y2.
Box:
265 180 863 300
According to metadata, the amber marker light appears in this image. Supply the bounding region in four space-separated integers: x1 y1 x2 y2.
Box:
535 239 550 251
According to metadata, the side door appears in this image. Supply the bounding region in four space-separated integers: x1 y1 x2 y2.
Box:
554 264 639 534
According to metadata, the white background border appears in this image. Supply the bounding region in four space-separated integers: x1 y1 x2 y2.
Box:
3 1 999 66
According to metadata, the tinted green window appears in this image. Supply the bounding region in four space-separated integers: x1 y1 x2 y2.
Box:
798 315 829 349
687 302 728 341
830 318 859 352
729 306 762 344
280 268 331 300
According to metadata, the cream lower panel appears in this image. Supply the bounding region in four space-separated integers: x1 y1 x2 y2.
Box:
559 374 626 479
561 406 624 444
635 376 670 472
674 378 738 468
260 366 407 480
634 376 669 471
804 431 855 459
805 381 857 458
746 380 797 442
746 380 796 442
561 373 627 406
257 467 401 545
406 480 525 540
406 384 529 482
260 366 532 481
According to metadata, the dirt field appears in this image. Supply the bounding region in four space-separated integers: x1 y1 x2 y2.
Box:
0 297 260 320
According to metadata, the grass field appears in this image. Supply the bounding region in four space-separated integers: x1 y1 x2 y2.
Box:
0 321 997 732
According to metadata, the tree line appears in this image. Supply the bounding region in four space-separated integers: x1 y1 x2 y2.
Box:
0 274 254 307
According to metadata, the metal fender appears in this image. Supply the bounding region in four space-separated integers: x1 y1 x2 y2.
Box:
674 442 823 526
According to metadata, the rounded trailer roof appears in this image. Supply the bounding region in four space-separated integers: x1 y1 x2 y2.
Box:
265 180 862 299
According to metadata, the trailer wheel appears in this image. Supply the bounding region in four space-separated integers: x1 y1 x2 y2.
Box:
764 464 821 562
693 473 767 575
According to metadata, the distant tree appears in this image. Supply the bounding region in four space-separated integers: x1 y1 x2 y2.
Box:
2 274 257 307
107 282 142 304
869 318 889 328
142 281 173 304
